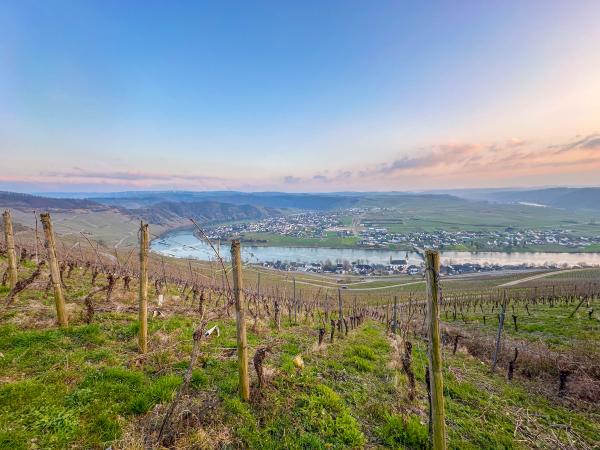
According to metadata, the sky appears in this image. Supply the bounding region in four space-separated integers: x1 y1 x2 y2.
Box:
1 0 599 193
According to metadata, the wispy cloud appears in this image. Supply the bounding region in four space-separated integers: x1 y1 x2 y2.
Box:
353 134 600 184
283 175 302 184
2 134 599 192
364 144 481 176
0 168 232 190
40 168 223 183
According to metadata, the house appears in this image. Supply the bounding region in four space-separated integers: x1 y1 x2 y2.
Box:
406 265 421 275
389 258 408 270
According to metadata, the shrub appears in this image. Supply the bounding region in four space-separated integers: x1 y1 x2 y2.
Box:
377 414 428 449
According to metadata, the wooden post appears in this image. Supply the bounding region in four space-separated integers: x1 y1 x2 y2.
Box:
392 295 398 334
274 300 281 331
385 301 390 331
338 288 343 323
491 291 507 372
293 277 297 324
231 239 250 401
138 222 149 354
40 213 68 327
34 211 41 264
2 210 18 294
424 250 446 450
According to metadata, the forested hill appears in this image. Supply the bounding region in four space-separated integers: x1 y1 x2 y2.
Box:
484 188 600 210
0 191 280 228
129 201 280 226
0 191 109 211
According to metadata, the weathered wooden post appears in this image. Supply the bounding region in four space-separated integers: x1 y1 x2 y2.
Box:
231 239 250 401
274 299 281 332
34 211 41 264
338 288 343 323
385 301 390 332
138 222 149 354
293 277 297 324
425 249 446 450
392 295 398 334
40 213 68 327
491 290 507 372
2 210 18 294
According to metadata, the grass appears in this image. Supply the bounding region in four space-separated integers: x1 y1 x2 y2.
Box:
346 201 600 236
1 310 599 448
442 297 600 350
0 255 599 448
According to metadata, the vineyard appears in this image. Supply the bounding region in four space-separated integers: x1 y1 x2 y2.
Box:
1 211 599 449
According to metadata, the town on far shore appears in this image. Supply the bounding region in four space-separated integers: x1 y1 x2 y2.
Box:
205 209 600 252
196 209 600 276
256 256 588 277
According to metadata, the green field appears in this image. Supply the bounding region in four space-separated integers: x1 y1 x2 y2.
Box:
348 200 600 235
229 200 600 252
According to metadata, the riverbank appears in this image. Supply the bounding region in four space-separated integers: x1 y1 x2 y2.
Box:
183 228 600 254
152 229 600 272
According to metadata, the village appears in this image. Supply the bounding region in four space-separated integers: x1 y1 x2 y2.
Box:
206 210 600 252
206 212 346 240
358 226 600 250
257 257 572 277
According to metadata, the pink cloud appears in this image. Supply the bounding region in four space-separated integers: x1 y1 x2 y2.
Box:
1 134 599 192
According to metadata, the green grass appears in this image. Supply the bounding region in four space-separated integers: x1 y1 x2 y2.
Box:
0 256 599 448
347 201 600 235
1 313 599 448
442 297 600 350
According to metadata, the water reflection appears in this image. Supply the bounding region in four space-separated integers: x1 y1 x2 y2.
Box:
151 229 600 267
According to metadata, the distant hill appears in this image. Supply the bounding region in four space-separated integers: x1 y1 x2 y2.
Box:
0 220 29 234
34 188 485 212
0 191 281 229
81 190 473 211
0 191 110 211
454 188 600 210
126 201 281 226
88 191 361 210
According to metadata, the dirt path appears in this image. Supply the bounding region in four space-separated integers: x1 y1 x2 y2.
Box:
497 269 577 287
286 277 425 291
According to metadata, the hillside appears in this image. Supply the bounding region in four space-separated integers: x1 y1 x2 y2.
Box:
84 188 600 212
129 201 280 226
85 191 361 210
0 245 598 449
448 187 600 211
0 191 110 212
0 191 285 246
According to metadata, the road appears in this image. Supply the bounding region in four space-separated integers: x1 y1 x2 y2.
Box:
496 269 578 287
283 277 425 291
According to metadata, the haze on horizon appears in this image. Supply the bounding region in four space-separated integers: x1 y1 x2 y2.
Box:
1 1 599 193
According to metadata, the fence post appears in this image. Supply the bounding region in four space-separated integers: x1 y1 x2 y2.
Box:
231 239 250 401
293 277 297 324
491 290 507 372
257 271 261 297
2 210 18 295
392 295 398 334
338 288 344 328
34 211 41 264
138 222 149 354
425 250 446 450
40 213 68 327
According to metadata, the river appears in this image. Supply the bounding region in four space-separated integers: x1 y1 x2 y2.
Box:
151 229 600 267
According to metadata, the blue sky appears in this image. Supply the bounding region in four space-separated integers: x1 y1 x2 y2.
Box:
1 1 599 192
